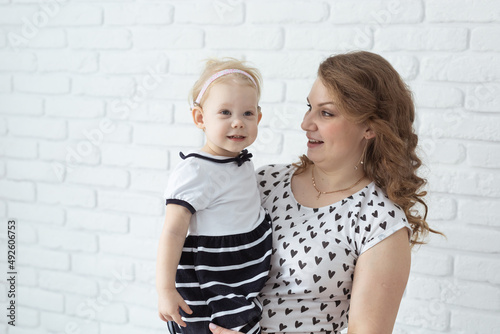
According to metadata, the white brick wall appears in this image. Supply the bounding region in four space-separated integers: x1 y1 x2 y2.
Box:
1 0 499 333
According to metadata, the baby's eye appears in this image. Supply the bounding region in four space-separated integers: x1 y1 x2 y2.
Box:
220 110 231 115
243 111 254 116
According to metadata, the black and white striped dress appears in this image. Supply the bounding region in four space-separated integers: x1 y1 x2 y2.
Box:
164 151 272 334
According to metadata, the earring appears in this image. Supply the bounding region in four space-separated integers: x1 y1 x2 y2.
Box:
354 140 368 171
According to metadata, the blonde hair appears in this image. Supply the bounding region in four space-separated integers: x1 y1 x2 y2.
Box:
295 51 442 246
190 57 263 107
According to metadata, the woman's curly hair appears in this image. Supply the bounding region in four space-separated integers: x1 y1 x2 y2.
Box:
295 51 442 246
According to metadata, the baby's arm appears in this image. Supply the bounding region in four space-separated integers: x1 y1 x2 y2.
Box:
156 204 193 327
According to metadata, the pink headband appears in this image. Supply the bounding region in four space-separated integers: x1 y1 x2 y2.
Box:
194 69 257 105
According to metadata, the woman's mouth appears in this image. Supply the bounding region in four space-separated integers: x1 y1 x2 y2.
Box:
307 138 324 148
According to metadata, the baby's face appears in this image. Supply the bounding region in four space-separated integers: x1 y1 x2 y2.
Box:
197 79 261 157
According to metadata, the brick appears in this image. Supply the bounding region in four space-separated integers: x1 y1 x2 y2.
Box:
285 79 316 103
330 0 423 23
9 116 66 139
21 245 70 270
132 27 203 49
67 208 128 233
128 305 160 328
14 74 70 94
45 3 102 26
259 81 285 104
72 76 135 97
99 234 158 259
0 179 35 201
127 101 174 123
429 168 500 197
426 0 500 22
247 52 324 79
40 270 98 296
7 159 61 182
144 75 193 101
72 253 133 278
101 143 168 169
66 294 128 323
0 200 5 217
383 54 419 80
130 215 163 239
427 224 500 253
0 75 11 92
38 50 97 73
106 281 156 309
69 28 131 49
0 94 43 115
132 259 156 285
421 54 500 82
285 27 373 51
100 51 168 74
465 83 500 112
418 109 500 142
66 166 129 188
206 27 284 50
16 306 39 328
451 309 500 334
105 2 173 25
466 143 500 168
0 51 37 71
130 169 168 193
397 297 450 330
247 1 328 23
40 312 99 334
133 123 203 147
455 255 500 284
39 140 100 165
411 250 453 276
0 137 37 159
46 96 104 118
39 226 98 252
68 119 131 143
18 287 64 312
0 117 6 134
18 221 37 244
0 160 4 177
38 183 96 208
8 201 64 225
412 84 463 108
426 194 457 221
376 27 467 51
0 29 5 48
252 126 284 155
0 5 36 24
422 140 466 165
28 28 66 48
173 101 195 124
98 190 163 215
460 198 499 228
471 26 500 51
175 1 243 24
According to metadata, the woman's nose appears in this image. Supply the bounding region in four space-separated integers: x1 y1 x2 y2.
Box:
301 111 315 131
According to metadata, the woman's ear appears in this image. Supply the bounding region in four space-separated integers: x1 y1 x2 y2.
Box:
364 126 375 140
192 106 205 130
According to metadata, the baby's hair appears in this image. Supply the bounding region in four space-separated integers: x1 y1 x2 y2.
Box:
190 57 262 108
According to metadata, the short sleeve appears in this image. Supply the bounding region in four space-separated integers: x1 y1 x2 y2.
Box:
356 190 412 255
164 159 213 214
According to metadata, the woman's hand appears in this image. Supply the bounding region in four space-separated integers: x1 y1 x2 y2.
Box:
158 288 193 327
208 323 243 334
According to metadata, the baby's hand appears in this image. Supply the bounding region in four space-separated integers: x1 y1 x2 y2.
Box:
158 289 193 327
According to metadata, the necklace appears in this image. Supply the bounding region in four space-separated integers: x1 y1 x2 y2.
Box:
311 165 365 199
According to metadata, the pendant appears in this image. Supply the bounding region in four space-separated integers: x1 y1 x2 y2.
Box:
316 192 321 199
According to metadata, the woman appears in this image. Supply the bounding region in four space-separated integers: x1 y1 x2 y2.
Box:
209 51 441 334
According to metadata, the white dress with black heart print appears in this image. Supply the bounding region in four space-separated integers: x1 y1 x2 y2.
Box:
256 164 411 334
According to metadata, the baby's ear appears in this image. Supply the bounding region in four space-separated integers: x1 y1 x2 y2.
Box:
257 106 262 124
192 106 205 129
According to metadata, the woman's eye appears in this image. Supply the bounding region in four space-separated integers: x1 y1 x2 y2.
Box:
322 110 334 117
306 103 312 111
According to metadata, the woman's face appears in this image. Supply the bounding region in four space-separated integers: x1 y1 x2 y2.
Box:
301 78 372 170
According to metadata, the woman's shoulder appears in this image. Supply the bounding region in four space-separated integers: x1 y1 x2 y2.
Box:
256 163 295 180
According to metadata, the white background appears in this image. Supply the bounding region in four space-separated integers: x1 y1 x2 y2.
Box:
0 0 499 333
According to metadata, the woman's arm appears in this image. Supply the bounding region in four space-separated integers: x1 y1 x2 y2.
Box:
347 228 411 334
156 204 193 327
